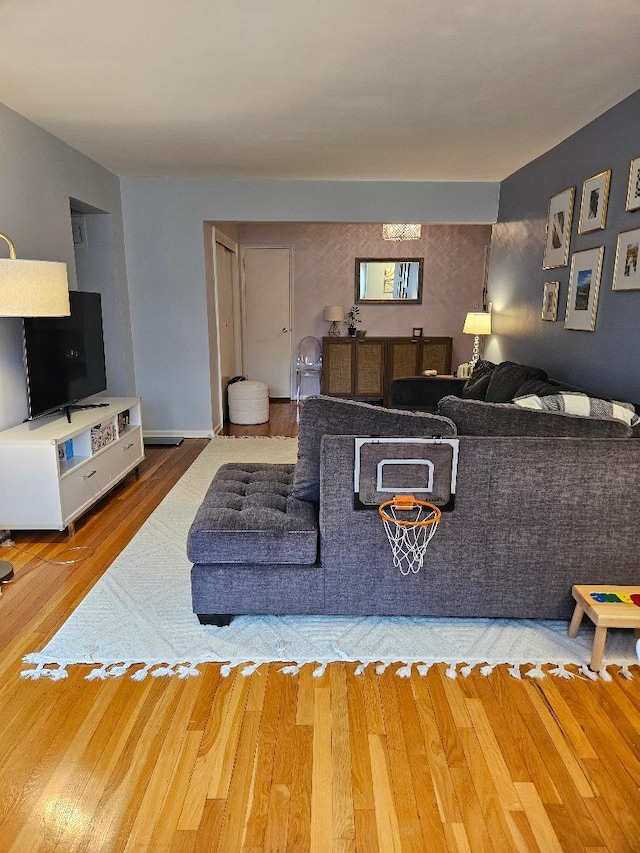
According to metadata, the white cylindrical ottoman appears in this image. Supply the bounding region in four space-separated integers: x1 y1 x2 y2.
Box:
228 380 270 425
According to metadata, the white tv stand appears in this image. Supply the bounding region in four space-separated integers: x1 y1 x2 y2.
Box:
0 397 144 535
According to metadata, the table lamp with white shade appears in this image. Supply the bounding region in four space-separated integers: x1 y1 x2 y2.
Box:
323 305 344 337
0 232 70 317
463 311 491 366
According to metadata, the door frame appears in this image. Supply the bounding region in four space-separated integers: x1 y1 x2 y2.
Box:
204 224 242 432
240 244 293 400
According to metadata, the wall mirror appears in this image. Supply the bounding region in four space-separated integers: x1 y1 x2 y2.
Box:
355 258 423 304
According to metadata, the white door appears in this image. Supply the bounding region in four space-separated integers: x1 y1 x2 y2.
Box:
242 246 292 398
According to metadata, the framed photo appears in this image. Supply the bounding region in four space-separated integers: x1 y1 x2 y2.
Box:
412 326 423 338
578 170 611 233
612 227 640 291
543 187 574 269
541 281 559 321
626 157 640 212
564 247 604 331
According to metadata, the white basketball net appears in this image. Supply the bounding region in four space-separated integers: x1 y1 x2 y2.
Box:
381 501 440 575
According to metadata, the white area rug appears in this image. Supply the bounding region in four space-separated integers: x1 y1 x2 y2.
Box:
22 437 638 682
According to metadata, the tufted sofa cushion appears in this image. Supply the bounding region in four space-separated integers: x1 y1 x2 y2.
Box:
187 463 318 565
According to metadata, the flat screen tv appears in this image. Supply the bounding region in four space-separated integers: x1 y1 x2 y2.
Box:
23 290 107 421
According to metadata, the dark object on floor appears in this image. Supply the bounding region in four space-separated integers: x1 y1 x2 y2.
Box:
0 560 14 584
143 436 184 446
197 614 233 626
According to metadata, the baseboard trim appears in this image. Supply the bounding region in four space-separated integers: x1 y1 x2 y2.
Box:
143 430 214 441
144 436 184 446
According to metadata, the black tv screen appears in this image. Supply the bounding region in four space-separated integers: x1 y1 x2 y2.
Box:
24 291 107 419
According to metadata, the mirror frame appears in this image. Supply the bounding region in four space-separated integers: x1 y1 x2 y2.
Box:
355 257 424 305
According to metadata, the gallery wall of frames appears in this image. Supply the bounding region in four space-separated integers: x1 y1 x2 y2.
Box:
542 159 640 330
486 88 640 404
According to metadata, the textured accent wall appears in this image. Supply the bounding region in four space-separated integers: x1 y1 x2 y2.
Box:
238 222 492 369
486 89 640 404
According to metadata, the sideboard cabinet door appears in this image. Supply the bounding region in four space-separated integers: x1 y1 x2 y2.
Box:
354 339 385 399
387 339 420 387
420 338 453 376
322 338 354 396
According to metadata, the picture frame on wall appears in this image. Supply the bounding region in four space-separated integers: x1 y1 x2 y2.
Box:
625 157 640 212
612 227 640 291
543 186 575 269
564 247 604 331
578 170 611 233
412 327 423 338
541 281 559 321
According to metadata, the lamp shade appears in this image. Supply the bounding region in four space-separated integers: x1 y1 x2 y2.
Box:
323 305 344 322
0 258 70 317
463 311 492 336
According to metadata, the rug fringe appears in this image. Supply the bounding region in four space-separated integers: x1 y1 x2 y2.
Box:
547 664 574 679
18 658 636 681
20 662 68 681
579 664 598 681
525 664 545 679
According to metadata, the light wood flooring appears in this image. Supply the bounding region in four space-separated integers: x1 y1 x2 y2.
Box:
0 402 638 852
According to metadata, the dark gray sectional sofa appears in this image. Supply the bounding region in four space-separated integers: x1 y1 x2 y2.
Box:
188 384 640 625
390 359 639 438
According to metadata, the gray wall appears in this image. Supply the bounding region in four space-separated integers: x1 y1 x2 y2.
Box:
73 213 135 398
0 103 135 430
486 89 640 403
120 178 499 432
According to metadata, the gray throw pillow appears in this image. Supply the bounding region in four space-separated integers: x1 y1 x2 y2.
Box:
437 395 631 438
291 396 457 501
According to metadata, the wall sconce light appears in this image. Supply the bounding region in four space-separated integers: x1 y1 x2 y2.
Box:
0 232 70 317
463 311 492 365
323 305 344 337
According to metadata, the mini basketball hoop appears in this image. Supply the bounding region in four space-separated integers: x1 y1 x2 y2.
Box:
378 494 441 575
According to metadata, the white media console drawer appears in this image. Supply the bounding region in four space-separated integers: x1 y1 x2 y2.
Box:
0 397 144 533
60 427 143 525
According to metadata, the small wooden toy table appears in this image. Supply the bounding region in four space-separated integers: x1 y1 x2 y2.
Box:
568 584 640 670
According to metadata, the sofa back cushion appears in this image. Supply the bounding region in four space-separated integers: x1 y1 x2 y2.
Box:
291 395 456 501
437 395 631 437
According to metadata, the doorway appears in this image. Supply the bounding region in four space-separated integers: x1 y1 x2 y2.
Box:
241 246 292 398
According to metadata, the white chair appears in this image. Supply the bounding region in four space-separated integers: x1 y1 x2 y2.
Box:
295 336 322 403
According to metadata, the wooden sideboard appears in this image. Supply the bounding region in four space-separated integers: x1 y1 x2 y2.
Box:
321 336 452 405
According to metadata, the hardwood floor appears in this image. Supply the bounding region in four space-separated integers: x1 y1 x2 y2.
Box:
0 402 638 852
222 400 299 438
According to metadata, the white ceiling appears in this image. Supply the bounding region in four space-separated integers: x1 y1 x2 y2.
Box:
0 0 638 181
